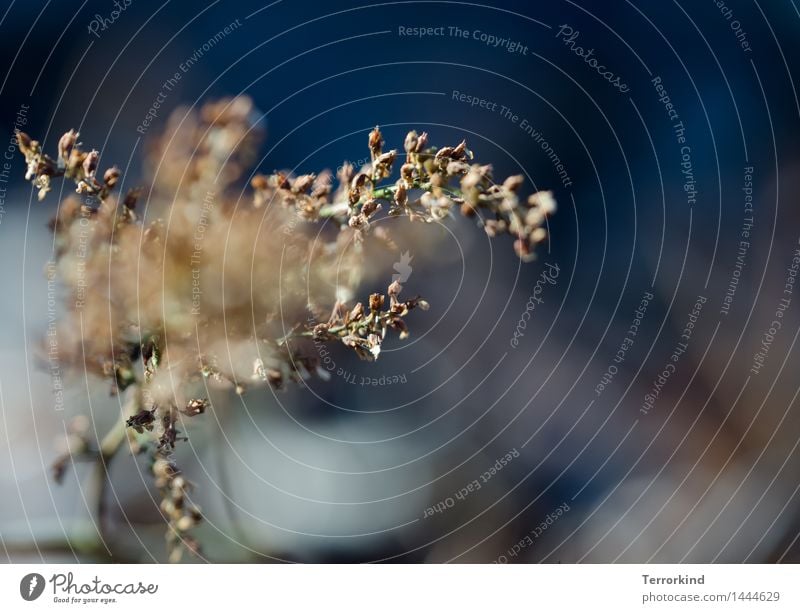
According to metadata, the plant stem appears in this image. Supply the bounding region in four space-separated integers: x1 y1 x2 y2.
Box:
91 385 139 549
317 181 462 219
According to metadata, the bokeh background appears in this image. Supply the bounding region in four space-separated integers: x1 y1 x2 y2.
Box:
2 0 800 562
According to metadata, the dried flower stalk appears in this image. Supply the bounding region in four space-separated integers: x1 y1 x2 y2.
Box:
17 96 555 561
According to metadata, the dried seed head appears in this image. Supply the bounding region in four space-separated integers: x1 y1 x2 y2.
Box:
361 199 380 217
461 167 483 191
103 166 120 188
400 163 415 182
446 160 469 176
152 458 175 480
434 146 455 162
374 150 396 168
251 174 268 190
292 173 315 194
176 515 195 532
338 161 354 185
123 188 140 210
366 333 382 359
58 130 78 164
372 150 396 180
348 213 369 230
16 131 33 156
414 131 428 153
369 293 384 312
350 172 370 192
348 302 365 322
368 126 383 159
404 130 418 154
503 174 524 192
394 181 408 207
182 398 207 416
513 238 530 260
82 150 99 177
452 140 469 159
525 208 544 227
529 190 556 215
312 323 330 340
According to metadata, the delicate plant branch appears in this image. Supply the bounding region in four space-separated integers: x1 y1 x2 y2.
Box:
18 98 555 561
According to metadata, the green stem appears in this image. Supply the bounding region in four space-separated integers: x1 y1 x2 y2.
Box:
317 181 462 219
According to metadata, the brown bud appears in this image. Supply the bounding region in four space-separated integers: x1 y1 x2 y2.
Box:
152 459 175 480
446 160 469 175
400 163 415 182
251 174 269 190
452 140 468 159
374 150 396 168
182 398 207 417
348 302 365 322
513 238 530 259
394 181 408 207
503 174 524 192
531 227 547 243
103 166 120 188
176 516 195 532
292 173 315 193
338 161 354 186
123 188 140 210
312 323 330 340
351 172 370 192
434 146 455 162
369 293 384 312
414 131 428 153
82 150 99 177
368 126 383 158
58 130 78 163
361 199 380 217
348 213 368 229
404 130 418 154
15 131 33 156
528 191 556 215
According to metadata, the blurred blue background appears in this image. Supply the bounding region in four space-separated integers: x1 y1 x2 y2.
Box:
2 0 800 563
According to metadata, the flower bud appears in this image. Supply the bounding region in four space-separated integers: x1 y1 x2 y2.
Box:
394 181 408 207
368 126 383 159
404 130 418 154
58 130 78 164
103 166 120 188
503 174 524 192
176 515 195 532
182 398 207 416
414 131 428 153
82 150 99 177
369 293 384 312
292 173 315 193
16 131 33 156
